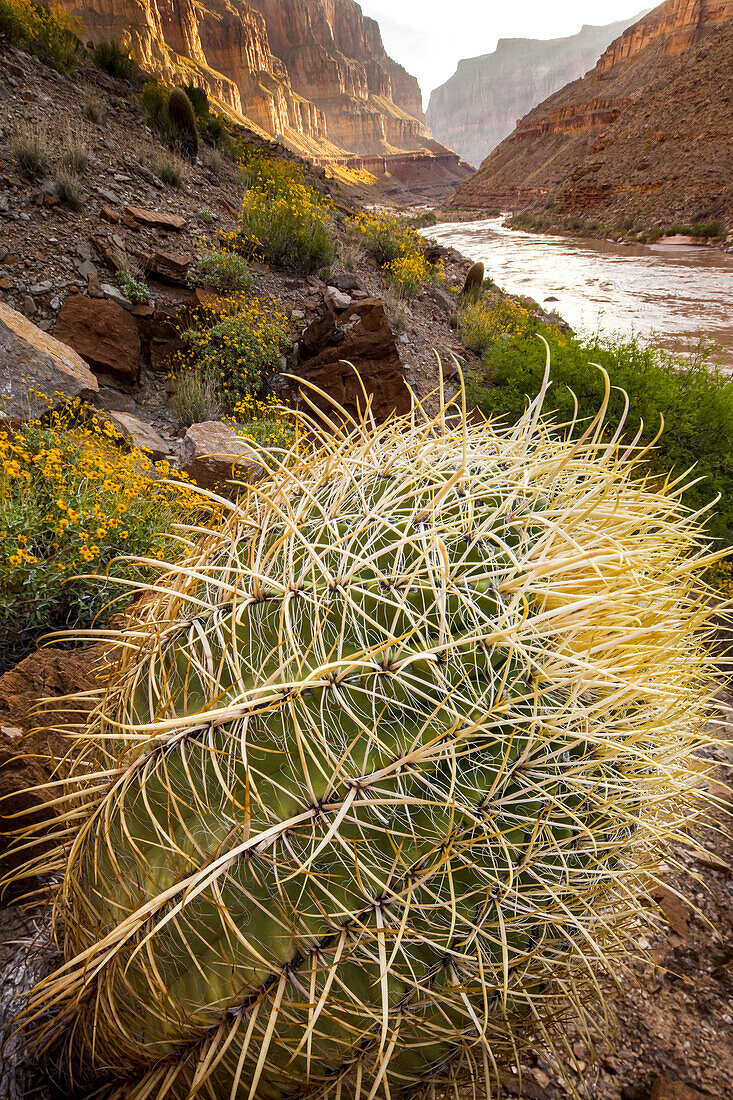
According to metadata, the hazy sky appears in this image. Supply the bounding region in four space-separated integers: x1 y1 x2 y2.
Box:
358 1 650 104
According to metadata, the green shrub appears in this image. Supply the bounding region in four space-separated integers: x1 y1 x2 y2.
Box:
464 314 733 543
198 250 251 294
139 80 171 136
9 122 51 180
665 219 726 239
93 38 139 81
0 0 83 69
237 154 335 275
179 295 291 409
350 212 439 298
118 270 149 303
183 83 209 118
0 404 204 666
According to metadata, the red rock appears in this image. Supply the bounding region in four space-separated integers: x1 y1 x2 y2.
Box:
180 420 264 494
143 301 184 372
295 298 410 423
100 203 120 224
147 249 191 285
651 1076 708 1100
125 205 186 231
54 295 141 381
0 300 98 419
649 884 693 937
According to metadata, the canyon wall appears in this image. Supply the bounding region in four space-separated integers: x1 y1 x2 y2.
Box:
450 0 733 231
427 14 645 169
46 0 466 183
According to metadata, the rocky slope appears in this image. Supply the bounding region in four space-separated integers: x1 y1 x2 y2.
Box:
427 14 645 170
449 0 733 233
46 0 470 194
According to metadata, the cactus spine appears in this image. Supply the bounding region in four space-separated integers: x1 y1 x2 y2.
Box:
13 363 719 1100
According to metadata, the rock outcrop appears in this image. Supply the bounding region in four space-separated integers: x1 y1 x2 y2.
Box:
46 0 468 189
0 301 98 420
427 14 646 169
449 0 733 232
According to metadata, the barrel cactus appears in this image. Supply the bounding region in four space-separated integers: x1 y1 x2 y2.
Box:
15 365 718 1099
168 87 199 160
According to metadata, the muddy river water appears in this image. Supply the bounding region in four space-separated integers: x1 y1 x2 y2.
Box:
425 217 733 367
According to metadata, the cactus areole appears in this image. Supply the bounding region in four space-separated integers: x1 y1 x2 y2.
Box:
16 365 718 1099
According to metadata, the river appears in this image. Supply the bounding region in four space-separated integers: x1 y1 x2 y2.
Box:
425 217 733 368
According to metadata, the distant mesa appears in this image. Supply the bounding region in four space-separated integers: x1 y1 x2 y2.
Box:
448 0 733 234
427 12 647 169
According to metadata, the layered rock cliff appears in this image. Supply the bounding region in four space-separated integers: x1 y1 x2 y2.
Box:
450 0 733 232
427 15 645 169
46 0 466 186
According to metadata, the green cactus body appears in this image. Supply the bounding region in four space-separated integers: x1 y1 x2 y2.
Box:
168 87 199 160
17 379 716 1099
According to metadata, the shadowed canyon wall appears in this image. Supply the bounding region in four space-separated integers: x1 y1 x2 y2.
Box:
427 14 646 169
450 0 733 231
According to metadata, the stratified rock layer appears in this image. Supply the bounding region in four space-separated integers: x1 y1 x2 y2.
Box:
450 0 733 231
46 0 468 190
427 14 645 169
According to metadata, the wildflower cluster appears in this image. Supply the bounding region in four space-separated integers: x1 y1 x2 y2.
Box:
178 295 291 411
235 151 335 275
349 213 439 299
458 295 552 351
227 393 296 451
0 404 204 659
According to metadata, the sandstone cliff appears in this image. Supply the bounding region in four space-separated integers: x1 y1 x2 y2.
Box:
450 0 733 232
46 0 467 189
427 15 645 169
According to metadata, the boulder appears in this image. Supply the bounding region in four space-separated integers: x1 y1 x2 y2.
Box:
106 411 170 461
295 298 410 423
147 250 191 285
325 286 352 311
180 421 264 494
0 646 106 896
124 206 186 231
0 301 98 420
651 1078 708 1100
54 295 140 381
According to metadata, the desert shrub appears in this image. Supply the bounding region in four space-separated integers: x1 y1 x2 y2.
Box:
139 80 170 133
228 393 295 450
0 0 83 69
61 127 88 175
174 368 223 426
83 94 102 123
198 249 251 294
237 153 335 275
179 295 291 410
198 208 215 225
665 220 726 239
151 151 186 188
0 404 203 663
464 315 733 543
458 294 547 351
9 122 51 180
93 38 139 81
381 285 408 332
54 169 84 211
183 83 209 118
349 212 438 298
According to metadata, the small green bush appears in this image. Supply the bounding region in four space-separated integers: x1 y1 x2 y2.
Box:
464 310 733 543
198 250 251 294
179 296 291 409
93 38 139 81
665 219 726 239
183 83 209 118
151 151 186 188
118 271 149 303
237 154 335 275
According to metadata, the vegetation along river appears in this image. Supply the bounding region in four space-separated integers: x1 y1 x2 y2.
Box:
426 217 733 368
